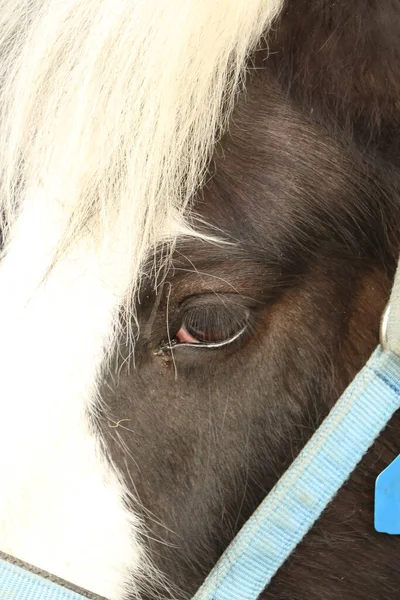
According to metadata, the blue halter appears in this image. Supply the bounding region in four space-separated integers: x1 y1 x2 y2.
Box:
0 551 107 600
193 346 400 600
2 268 400 600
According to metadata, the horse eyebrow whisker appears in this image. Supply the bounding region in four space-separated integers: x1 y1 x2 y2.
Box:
108 419 132 429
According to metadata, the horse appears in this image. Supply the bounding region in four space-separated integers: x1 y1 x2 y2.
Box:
0 0 400 598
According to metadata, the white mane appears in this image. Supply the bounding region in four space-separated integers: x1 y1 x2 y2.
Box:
0 1 283 598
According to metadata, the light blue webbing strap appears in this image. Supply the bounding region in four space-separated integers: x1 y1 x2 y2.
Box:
0 551 107 600
192 347 400 600
192 266 400 600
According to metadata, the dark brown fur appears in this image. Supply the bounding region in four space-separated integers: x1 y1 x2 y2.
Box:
98 2 400 597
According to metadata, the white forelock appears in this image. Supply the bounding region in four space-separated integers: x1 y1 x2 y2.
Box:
0 0 283 302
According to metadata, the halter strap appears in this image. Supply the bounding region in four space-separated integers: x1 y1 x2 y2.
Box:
0 552 107 600
192 268 400 600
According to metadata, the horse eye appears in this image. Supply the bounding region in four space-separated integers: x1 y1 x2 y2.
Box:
173 307 250 349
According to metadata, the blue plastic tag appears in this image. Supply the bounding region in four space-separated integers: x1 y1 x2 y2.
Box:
375 454 400 534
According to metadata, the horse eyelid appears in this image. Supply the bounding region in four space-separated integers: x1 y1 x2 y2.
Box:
171 323 248 351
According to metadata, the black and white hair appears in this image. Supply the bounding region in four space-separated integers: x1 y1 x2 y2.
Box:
0 1 284 598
